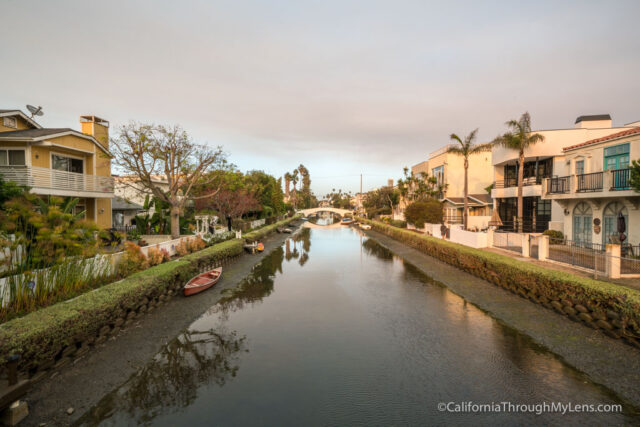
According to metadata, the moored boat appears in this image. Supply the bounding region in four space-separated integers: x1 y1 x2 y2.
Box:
359 223 372 230
341 217 354 225
184 267 222 296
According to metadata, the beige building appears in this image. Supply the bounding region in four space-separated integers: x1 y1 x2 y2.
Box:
410 143 493 226
0 109 113 228
542 126 640 246
491 114 637 233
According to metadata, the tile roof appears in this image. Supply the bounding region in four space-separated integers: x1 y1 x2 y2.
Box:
563 127 640 152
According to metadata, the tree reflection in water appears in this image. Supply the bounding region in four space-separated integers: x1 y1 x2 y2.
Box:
76 326 247 426
361 237 394 261
77 232 314 426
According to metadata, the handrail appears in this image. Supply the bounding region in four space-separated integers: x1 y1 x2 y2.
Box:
576 172 603 192
0 165 114 193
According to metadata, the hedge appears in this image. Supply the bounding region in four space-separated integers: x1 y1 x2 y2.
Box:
243 215 301 242
0 215 305 376
360 218 640 346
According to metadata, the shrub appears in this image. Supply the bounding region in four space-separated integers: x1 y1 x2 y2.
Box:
187 236 206 253
390 220 407 228
117 242 148 277
160 248 171 262
243 215 301 242
147 247 165 266
543 229 564 240
404 199 443 228
175 239 189 257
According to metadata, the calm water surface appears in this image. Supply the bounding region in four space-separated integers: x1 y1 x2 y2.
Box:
78 225 637 426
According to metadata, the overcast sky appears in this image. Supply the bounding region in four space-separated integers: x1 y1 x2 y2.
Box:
3 0 639 195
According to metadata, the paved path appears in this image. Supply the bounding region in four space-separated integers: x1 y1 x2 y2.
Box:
365 229 640 409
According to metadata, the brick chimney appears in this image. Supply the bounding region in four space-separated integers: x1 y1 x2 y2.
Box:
80 115 109 149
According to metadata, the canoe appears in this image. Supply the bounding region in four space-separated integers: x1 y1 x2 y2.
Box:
184 267 222 297
257 242 265 252
341 218 354 225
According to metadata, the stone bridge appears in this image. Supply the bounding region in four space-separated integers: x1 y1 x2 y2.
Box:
297 207 353 217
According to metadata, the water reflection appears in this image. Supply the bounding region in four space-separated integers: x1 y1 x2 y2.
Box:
307 212 340 226
361 237 394 261
75 326 247 426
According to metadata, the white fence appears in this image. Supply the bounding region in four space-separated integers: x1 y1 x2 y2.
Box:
0 235 199 306
248 219 266 229
449 228 488 248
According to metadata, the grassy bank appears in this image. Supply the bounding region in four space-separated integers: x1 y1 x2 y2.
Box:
0 216 299 375
360 218 640 347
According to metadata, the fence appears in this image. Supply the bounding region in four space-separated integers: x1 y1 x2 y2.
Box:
548 238 606 273
492 231 523 254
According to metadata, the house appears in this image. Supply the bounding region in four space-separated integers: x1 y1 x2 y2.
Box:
542 125 640 246
112 196 144 230
491 114 637 233
114 174 169 211
410 143 493 227
0 110 114 228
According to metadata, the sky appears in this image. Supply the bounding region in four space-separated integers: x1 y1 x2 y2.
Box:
2 0 639 196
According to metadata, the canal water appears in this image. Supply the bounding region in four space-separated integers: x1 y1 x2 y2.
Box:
77 224 637 426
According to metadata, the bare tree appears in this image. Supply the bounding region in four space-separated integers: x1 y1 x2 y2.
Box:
112 123 228 238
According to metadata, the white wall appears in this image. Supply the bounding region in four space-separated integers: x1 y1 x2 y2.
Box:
449 228 488 248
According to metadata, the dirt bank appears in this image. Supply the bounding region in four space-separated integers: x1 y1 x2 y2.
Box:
20 223 301 427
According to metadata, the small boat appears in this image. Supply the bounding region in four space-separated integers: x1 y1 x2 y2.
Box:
184 267 222 296
359 223 372 230
257 242 265 252
277 226 292 233
341 218 354 225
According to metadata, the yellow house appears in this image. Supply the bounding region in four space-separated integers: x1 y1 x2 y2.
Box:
0 109 114 228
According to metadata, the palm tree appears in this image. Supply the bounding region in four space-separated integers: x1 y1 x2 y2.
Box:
492 112 545 232
291 169 299 209
284 173 292 199
448 129 492 230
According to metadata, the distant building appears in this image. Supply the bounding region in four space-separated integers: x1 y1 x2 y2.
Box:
410 142 493 228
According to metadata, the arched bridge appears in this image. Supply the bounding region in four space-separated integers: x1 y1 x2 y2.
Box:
297 207 353 217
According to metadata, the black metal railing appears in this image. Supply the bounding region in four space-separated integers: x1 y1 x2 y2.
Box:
494 176 543 189
576 172 603 192
548 238 606 272
547 176 570 194
610 168 630 191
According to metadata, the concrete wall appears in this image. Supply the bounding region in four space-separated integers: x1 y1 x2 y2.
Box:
449 228 488 248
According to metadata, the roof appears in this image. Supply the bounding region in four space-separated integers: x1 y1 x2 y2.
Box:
0 127 111 155
575 114 611 124
0 109 42 129
112 196 144 211
564 127 640 152
444 194 492 206
0 128 73 138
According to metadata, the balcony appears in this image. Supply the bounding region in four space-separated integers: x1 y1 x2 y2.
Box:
546 176 570 194
0 166 114 197
611 168 630 191
576 172 603 192
494 176 542 189
542 168 633 200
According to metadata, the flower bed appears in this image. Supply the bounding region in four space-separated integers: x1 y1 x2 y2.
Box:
360 218 640 348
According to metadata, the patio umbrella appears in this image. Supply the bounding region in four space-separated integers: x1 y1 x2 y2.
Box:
618 212 627 242
488 209 503 227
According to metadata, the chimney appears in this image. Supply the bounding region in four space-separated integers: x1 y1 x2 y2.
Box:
574 114 612 129
80 115 109 149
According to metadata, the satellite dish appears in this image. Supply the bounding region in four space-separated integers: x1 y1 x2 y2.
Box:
26 105 44 118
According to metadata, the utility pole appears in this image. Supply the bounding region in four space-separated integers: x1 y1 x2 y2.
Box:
360 173 363 211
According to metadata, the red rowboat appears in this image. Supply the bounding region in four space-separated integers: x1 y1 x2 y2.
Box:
184 267 222 297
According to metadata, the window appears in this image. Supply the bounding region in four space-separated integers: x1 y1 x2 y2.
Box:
73 204 86 219
604 143 630 171
52 154 83 173
3 116 17 129
603 202 628 245
431 165 444 187
573 202 592 244
575 160 584 175
0 149 26 166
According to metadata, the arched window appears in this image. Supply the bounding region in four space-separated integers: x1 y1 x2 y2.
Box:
603 202 629 244
573 202 592 244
